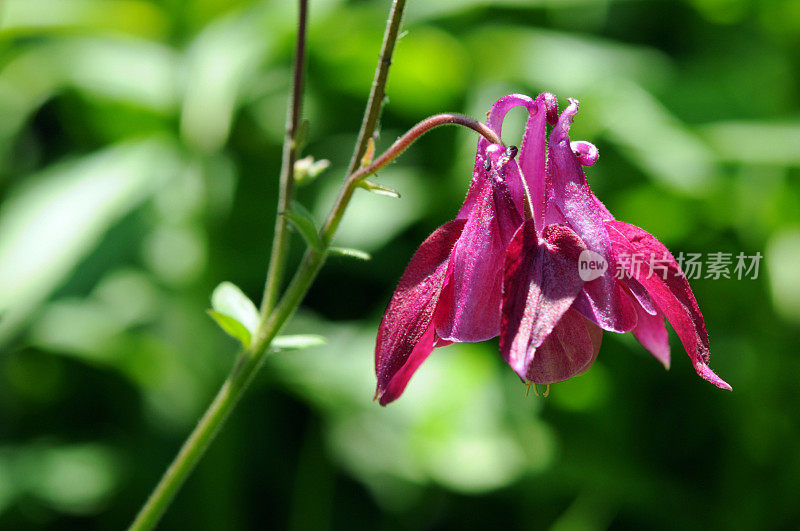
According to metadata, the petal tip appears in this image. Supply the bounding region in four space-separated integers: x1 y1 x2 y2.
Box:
695 361 732 391
374 387 394 406
571 140 599 167
561 98 579 122
536 92 558 125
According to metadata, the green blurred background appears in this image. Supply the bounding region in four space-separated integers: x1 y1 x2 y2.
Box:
1 0 799 528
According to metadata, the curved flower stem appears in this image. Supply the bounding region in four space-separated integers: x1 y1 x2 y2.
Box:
321 113 502 246
349 115 501 187
250 116 503 357
261 0 309 316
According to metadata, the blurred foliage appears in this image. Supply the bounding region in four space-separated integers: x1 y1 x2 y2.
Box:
0 0 799 529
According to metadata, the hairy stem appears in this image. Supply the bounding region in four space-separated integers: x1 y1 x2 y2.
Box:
346 0 407 176
321 113 502 246
261 0 309 316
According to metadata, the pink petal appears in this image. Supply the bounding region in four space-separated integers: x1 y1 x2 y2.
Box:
486 145 525 237
545 99 636 333
619 279 665 362
457 157 488 220
605 220 731 390
377 323 437 405
436 177 520 342
500 220 587 378
570 140 599 167
458 94 536 220
632 304 671 369
526 309 603 384
477 93 558 233
459 144 525 223
518 93 557 232
375 219 466 405
620 275 658 316
572 282 638 334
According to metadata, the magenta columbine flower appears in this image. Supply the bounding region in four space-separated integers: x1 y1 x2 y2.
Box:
374 93 730 405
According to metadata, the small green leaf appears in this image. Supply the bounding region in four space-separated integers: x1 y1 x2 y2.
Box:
207 310 252 347
328 247 372 261
359 180 400 199
291 200 317 225
208 281 259 347
281 210 322 251
270 334 327 352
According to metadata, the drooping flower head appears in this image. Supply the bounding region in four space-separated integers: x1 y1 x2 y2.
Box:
374 93 730 406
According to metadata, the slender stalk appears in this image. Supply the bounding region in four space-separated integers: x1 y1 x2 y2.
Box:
129 113 501 530
346 0 407 176
129 358 250 531
261 0 309 316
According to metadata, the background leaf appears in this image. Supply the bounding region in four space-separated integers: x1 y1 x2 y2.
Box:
0 138 183 345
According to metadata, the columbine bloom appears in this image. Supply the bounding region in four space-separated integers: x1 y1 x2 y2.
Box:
375 93 730 406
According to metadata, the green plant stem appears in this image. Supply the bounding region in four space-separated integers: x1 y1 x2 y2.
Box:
346 0 407 176
128 112 501 531
261 0 309 316
128 356 251 531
